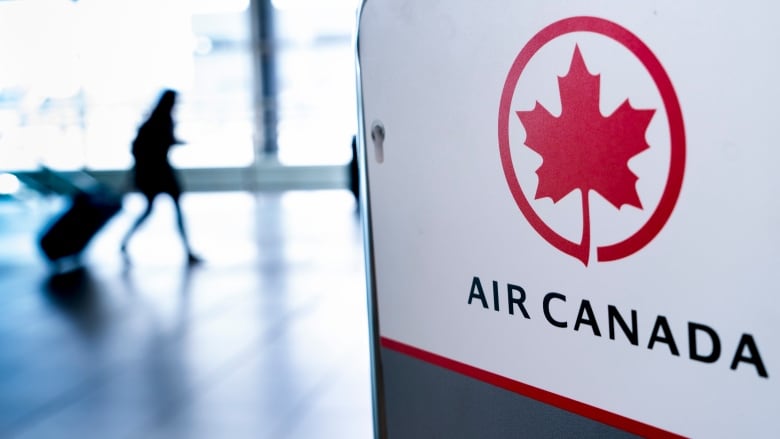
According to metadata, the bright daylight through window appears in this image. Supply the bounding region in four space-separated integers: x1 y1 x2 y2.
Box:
0 0 359 174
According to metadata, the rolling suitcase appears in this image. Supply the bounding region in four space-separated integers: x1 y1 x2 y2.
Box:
38 170 122 262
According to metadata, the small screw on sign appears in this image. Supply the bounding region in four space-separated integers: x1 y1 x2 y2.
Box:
371 121 386 164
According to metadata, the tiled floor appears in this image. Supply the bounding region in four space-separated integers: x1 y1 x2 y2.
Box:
0 190 374 439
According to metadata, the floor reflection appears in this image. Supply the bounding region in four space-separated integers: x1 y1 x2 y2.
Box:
43 267 109 341
0 190 373 439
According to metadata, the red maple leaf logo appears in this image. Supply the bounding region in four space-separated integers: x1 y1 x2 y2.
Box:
515 45 655 265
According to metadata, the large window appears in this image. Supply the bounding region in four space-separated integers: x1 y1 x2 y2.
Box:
273 0 358 166
0 0 359 177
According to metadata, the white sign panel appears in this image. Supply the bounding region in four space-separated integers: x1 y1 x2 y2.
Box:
358 1 779 437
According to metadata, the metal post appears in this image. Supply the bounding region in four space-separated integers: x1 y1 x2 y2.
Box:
249 0 278 160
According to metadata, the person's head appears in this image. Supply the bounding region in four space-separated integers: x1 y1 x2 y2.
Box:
152 89 178 118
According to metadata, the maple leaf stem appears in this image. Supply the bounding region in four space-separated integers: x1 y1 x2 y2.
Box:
580 189 591 265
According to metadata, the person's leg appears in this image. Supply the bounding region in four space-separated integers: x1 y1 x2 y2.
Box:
120 193 156 258
171 194 201 264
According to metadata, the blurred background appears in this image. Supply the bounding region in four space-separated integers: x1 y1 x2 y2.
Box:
0 0 358 178
0 0 373 438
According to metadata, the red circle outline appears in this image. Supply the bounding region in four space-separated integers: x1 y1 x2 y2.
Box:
498 16 685 264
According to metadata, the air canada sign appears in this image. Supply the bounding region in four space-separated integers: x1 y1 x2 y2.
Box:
360 3 779 437
489 16 768 379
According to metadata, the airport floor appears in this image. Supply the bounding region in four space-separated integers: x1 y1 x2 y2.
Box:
0 189 374 439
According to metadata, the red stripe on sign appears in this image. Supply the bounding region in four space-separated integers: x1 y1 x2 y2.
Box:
380 337 685 439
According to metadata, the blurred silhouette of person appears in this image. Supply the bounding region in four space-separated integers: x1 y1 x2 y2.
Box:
120 89 201 265
350 135 360 204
